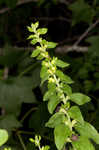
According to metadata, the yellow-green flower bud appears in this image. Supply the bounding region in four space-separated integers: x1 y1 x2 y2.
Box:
48 77 55 83
48 69 53 75
51 66 56 73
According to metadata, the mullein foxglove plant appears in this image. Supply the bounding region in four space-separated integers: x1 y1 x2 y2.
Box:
27 22 99 150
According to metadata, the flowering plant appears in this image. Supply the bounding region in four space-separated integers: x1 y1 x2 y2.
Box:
28 22 99 150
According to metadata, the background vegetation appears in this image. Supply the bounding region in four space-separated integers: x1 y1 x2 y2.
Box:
0 0 99 150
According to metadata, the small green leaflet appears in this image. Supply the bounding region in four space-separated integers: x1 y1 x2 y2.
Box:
34 22 39 29
43 90 54 101
43 91 50 101
42 39 48 45
31 49 40 58
27 34 37 40
56 70 73 84
45 112 66 128
75 121 99 144
0 129 8 146
70 93 91 105
48 94 60 114
40 65 49 85
43 82 56 101
30 39 38 45
54 124 71 150
62 83 72 96
72 136 95 150
43 146 50 150
37 28 48 35
27 26 34 32
68 106 84 124
48 82 56 90
37 54 44 60
55 59 69 68
40 65 48 79
47 42 57 49
28 22 39 33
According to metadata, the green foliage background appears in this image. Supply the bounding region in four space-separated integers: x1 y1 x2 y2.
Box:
0 0 99 150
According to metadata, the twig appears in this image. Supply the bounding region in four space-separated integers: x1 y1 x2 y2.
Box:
33 16 70 22
3 67 9 80
18 130 54 142
16 131 27 150
58 0 70 5
0 0 38 14
55 45 88 53
0 45 88 55
20 107 37 123
73 19 99 46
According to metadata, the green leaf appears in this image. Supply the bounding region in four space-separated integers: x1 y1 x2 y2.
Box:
56 70 73 84
43 90 54 101
0 77 37 115
43 146 50 150
48 82 56 91
54 124 71 150
43 83 56 101
0 46 24 67
68 106 84 124
37 54 44 60
47 42 57 49
69 0 95 25
0 115 21 132
48 94 60 114
27 26 34 32
31 49 41 58
27 35 37 40
42 39 48 45
75 121 99 144
37 28 48 35
72 136 95 150
29 103 50 134
70 93 91 105
32 66 41 89
62 84 72 96
0 129 8 146
86 36 99 56
55 59 69 68
30 39 38 45
40 65 48 79
40 66 49 85
34 22 39 29
45 112 66 128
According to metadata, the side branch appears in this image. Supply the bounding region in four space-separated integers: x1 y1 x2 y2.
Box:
0 0 38 14
0 45 88 54
73 19 99 46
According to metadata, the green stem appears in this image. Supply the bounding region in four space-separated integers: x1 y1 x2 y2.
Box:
18 130 53 142
16 131 27 150
20 107 37 123
18 62 40 77
49 61 66 104
60 108 72 131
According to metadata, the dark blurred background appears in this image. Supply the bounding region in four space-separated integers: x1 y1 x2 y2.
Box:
0 0 99 150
